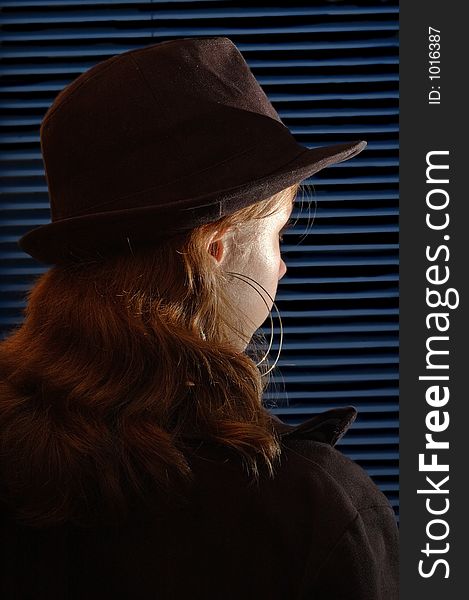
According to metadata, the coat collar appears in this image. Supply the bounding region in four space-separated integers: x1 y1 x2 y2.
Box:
269 406 357 447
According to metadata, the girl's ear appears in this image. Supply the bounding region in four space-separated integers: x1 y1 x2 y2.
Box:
206 226 231 263
209 239 223 262
207 229 225 262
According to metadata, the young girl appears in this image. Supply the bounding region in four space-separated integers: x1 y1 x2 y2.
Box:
0 36 398 599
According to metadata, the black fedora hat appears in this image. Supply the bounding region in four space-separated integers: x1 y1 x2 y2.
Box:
17 36 367 265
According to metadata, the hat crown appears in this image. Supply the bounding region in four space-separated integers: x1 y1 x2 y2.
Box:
42 37 282 133
39 36 292 222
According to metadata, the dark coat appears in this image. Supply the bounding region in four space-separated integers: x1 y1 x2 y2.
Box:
1 406 399 599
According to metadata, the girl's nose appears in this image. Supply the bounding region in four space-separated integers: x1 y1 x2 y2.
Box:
278 259 287 280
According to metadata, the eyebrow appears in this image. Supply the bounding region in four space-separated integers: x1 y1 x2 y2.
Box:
281 201 296 229
280 213 295 233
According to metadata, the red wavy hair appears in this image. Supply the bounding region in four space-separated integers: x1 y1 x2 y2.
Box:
0 183 301 528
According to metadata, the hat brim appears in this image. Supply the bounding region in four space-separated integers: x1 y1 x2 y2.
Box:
17 140 366 265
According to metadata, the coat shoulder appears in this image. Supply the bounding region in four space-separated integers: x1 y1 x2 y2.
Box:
270 406 393 515
279 436 392 515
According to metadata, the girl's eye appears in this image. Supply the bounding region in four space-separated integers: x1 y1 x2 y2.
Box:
279 218 294 242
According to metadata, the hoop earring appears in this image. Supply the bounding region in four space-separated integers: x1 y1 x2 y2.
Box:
225 271 284 376
227 271 275 363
